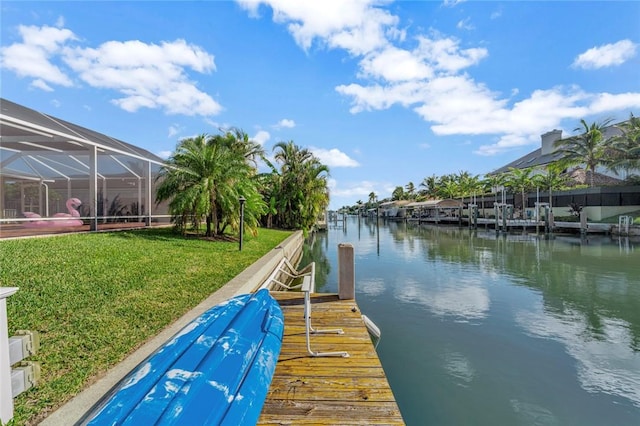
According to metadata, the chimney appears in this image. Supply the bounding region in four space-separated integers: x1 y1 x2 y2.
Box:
541 129 562 155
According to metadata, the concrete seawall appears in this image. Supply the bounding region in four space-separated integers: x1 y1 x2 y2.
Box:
41 230 304 425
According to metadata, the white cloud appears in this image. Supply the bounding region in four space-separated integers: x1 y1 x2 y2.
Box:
168 125 180 138
414 76 508 134
457 18 474 31
443 0 467 7
474 88 640 155
336 80 429 112
204 119 232 130
572 40 637 70
239 2 640 157
30 79 54 92
359 46 433 82
252 130 271 145
475 133 535 156
1 24 222 116
274 118 295 129
157 150 172 159
328 179 390 198
414 35 488 74
64 39 221 115
587 92 640 114
0 25 76 87
311 147 359 167
341 75 640 156
356 34 487 84
236 0 398 56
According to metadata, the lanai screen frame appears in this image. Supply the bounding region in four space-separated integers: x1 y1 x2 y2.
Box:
0 98 169 235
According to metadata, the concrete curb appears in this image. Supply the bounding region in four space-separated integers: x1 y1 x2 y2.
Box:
40 230 304 425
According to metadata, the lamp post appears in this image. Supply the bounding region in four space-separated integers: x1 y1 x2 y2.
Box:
238 196 246 251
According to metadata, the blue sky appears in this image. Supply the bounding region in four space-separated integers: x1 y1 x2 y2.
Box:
2 1 639 210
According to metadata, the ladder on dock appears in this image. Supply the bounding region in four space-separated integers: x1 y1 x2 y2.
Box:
259 257 314 291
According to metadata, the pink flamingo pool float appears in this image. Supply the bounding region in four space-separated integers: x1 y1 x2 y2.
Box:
23 198 84 227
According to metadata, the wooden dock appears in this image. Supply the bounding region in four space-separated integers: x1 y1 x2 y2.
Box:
258 291 405 425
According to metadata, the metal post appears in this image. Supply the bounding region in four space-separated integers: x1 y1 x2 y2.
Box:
238 196 245 251
502 205 508 232
89 146 98 231
145 161 152 226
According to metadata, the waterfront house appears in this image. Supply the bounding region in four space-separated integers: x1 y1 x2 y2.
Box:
0 98 169 238
486 122 639 221
489 125 627 177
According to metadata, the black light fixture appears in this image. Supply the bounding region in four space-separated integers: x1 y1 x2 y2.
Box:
239 196 246 251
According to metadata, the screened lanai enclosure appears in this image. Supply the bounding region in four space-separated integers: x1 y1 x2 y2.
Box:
0 99 169 238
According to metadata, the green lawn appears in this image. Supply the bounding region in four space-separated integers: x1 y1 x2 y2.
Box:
0 227 291 425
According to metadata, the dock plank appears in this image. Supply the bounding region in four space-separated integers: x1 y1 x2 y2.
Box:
258 292 405 425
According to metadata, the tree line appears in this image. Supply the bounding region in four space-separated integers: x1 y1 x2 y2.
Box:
349 114 639 213
155 129 329 237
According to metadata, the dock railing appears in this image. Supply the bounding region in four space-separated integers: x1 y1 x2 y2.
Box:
619 215 633 235
259 257 314 291
301 274 349 358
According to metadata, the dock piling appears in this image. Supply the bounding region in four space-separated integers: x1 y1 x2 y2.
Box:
338 243 355 300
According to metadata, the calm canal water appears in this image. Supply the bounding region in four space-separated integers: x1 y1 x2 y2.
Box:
300 216 640 426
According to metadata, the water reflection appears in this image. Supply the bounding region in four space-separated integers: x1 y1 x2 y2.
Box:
517 303 640 407
302 218 640 424
396 277 490 323
510 399 560 426
442 351 476 387
358 277 386 297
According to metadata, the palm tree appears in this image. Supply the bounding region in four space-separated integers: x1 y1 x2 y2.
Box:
368 191 377 207
455 171 480 208
270 141 310 229
432 174 457 200
533 164 567 210
226 127 264 166
405 182 416 199
439 178 458 200
392 186 405 201
256 156 281 229
419 175 438 199
607 113 640 178
505 167 535 214
269 141 330 232
483 173 508 206
156 132 265 237
554 118 614 187
300 158 330 230
215 130 267 236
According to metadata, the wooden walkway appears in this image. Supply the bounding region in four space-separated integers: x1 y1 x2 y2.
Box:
258 291 404 425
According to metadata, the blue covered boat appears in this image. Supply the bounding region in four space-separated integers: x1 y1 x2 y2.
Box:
80 289 284 425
